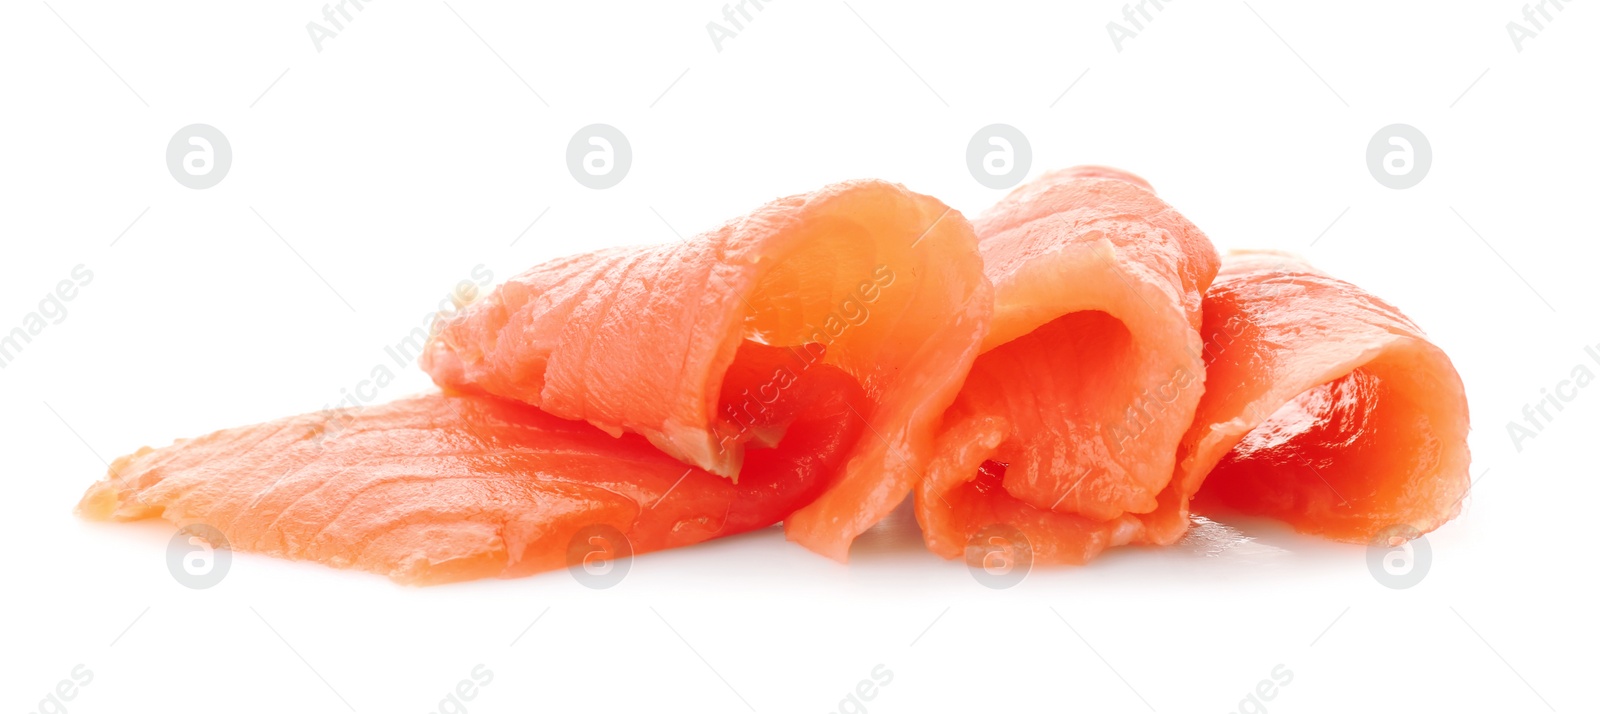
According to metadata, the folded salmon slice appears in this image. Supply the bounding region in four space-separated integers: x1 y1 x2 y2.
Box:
77 364 865 584
74 172 1472 580
423 180 991 561
915 167 1221 564
1175 251 1471 541
77 180 990 577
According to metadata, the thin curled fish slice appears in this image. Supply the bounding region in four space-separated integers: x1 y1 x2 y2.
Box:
916 167 1221 564
1173 251 1471 542
422 180 992 560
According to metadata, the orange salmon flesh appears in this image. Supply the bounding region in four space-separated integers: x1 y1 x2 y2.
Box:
77 169 1470 583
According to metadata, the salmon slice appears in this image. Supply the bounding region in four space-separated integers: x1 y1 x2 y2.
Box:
77 361 866 584
421 180 992 560
1174 251 1471 542
915 167 1221 564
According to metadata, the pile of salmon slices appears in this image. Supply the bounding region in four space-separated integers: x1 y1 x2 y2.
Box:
77 168 1470 584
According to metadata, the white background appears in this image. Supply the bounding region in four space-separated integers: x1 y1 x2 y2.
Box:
3 1 1595 712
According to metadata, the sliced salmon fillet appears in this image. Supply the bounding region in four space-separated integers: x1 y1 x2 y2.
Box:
1173 251 1471 541
915 167 1221 564
77 366 866 584
77 181 987 577
74 172 1472 580
421 180 992 561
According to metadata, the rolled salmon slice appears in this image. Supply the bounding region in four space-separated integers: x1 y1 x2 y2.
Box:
1173 251 1471 542
420 180 993 561
915 167 1221 564
77 180 991 578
